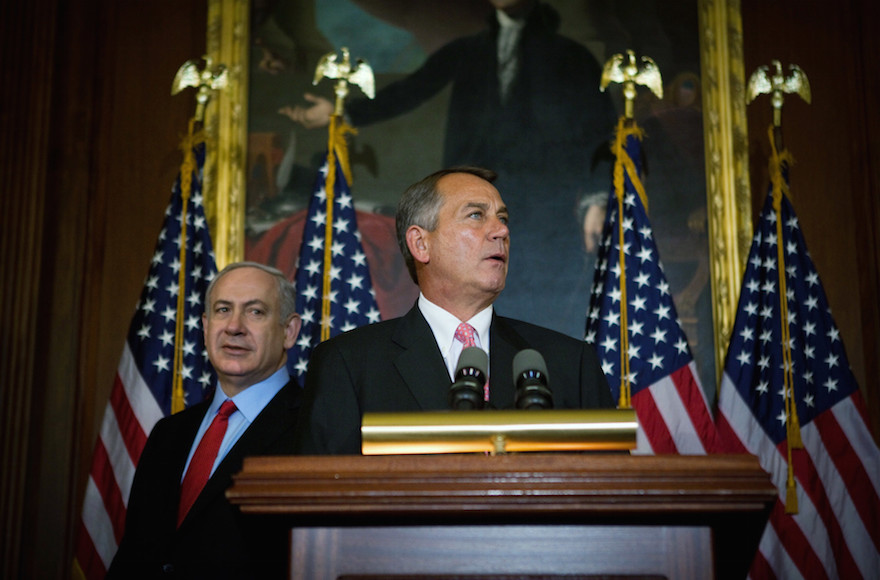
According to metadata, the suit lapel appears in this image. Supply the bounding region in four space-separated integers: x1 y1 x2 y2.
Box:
392 305 451 410
170 400 211 481
389 308 533 411
489 315 531 410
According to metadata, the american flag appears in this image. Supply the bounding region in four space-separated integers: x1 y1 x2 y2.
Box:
73 134 217 579
585 120 718 454
287 118 380 383
716 145 880 578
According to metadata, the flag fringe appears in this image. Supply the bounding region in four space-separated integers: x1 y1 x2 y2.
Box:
785 477 799 514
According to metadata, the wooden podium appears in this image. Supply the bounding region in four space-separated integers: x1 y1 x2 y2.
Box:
228 454 775 580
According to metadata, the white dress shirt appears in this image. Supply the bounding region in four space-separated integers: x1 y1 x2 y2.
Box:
418 293 492 380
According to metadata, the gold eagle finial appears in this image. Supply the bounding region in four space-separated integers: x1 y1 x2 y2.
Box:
747 60 811 127
313 47 375 116
171 56 229 122
600 50 663 119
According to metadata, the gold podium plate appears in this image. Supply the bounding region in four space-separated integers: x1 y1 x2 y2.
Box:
362 409 637 455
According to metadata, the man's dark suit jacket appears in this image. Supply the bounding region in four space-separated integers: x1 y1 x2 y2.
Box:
107 381 300 580
296 305 614 455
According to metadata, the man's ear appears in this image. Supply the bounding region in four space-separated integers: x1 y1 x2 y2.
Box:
406 225 430 265
283 313 302 350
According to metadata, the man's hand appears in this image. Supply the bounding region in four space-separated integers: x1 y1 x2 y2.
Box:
278 93 333 129
582 203 606 253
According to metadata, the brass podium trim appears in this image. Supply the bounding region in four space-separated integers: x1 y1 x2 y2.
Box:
361 409 638 455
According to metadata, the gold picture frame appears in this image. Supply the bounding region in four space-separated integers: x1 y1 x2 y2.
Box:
203 0 752 390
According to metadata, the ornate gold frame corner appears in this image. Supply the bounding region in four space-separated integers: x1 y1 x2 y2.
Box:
204 0 753 390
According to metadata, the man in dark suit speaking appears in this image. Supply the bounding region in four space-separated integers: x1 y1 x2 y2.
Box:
108 262 302 579
296 167 614 455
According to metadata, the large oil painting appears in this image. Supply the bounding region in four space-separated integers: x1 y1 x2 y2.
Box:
205 0 752 398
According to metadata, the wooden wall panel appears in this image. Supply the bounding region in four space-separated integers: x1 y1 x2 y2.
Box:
68 0 207 577
0 0 59 577
0 0 205 577
76 0 207 527
851 0 880 440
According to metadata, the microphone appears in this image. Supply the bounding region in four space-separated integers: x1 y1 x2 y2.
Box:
513 349 553 410
449 346 488 410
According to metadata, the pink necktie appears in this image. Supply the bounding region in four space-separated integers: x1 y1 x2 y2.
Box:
177 399 237 527
454 322 489 401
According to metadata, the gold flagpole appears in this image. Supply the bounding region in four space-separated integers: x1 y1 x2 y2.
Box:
747 59 811 513
170 120 205 413
311 47 374 341
169 57 227 412
600 50 663 408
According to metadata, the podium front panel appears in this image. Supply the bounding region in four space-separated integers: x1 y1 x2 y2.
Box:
291 524 712 579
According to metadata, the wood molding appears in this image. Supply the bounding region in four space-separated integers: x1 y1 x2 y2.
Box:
230 454 775 519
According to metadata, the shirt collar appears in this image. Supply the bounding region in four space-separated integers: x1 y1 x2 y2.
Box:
418 293 493 357
496 8 527 31
208 365 289 423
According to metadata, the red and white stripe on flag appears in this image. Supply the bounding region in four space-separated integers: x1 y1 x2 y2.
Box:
73 137 216 579
718 379 880 579
632 361 718 454
75 346 163 577
716 176 880 579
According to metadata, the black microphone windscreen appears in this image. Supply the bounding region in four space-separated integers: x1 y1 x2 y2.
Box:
512 348 549 380
456 346 488 376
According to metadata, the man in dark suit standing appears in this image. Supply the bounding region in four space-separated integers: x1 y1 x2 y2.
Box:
296 167 614 455
108 262 302 579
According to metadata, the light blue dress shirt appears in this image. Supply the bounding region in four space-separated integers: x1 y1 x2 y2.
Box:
181 366 289 481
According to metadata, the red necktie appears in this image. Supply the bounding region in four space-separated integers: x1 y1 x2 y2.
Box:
177 399 237 527
454 322 489 401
